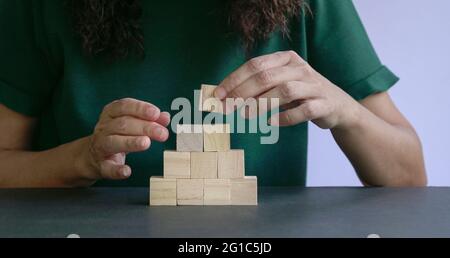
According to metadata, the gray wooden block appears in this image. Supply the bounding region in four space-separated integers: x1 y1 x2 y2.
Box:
176 124 203 152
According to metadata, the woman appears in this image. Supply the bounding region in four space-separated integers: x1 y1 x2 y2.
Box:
0 0 426 188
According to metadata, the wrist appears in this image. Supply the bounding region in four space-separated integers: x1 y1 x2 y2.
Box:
335 98 364 131
73 136 101 184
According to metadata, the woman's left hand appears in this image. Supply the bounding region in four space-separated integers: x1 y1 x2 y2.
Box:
215 50 361 129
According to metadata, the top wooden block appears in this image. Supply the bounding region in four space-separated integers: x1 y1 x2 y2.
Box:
176 124 203 152
199 84 223 113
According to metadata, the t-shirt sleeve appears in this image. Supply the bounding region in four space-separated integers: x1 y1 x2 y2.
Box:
0 0 55 116
306 0 399 100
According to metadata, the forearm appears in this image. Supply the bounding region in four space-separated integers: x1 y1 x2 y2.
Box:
331 105 427 187
0 137 95 188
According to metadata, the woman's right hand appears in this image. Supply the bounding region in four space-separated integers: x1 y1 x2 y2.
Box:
84 98 171 181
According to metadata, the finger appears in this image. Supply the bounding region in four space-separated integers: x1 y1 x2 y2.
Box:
280 100 303 111
269 101 324 127
244 100 303 120
228 64 311 101
100 160 132 180
215 51 305 99
105 116 169 142
255 81 318 117
103 98 161 121
99 135 151 156
156 112 171 127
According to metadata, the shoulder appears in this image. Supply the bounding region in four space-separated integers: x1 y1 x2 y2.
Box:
301 0 360 37
304 0 359 27
307 0 355 12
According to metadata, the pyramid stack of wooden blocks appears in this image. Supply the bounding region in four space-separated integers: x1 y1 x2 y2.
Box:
149 85 258 206
150 124 258 206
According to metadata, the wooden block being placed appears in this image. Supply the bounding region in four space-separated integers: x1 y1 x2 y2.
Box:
203 124 231 152
231 176 258 206
149 177 177 206
177 179 204 205
176 124 203 152
218 150 245 179
204 179 231 205
191 152 218 179
199 84 223 113
164 151 191 179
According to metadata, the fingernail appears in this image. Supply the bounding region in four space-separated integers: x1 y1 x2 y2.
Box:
122 167 131 177
215 87 227 100
138 138 148 148
154 127 163 137
163 112 171 119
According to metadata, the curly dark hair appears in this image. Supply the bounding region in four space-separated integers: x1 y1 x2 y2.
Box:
68 0 305 60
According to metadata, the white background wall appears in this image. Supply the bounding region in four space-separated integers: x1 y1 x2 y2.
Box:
307 0 450 186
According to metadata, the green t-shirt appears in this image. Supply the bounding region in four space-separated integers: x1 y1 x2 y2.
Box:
0 0 398 187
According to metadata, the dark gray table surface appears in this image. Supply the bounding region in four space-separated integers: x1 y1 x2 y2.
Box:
0 187 449 238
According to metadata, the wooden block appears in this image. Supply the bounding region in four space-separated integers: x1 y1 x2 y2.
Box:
203 124 231 152
176 124 203 152
164 151 191 179
149 177 177 206
191 152 218 179
199 84 223 113
204 179 231 205
231 176 258 206
218 150 245 179
177 179 204 205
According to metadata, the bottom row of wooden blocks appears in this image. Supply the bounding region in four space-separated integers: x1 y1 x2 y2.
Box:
149 176 258 206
